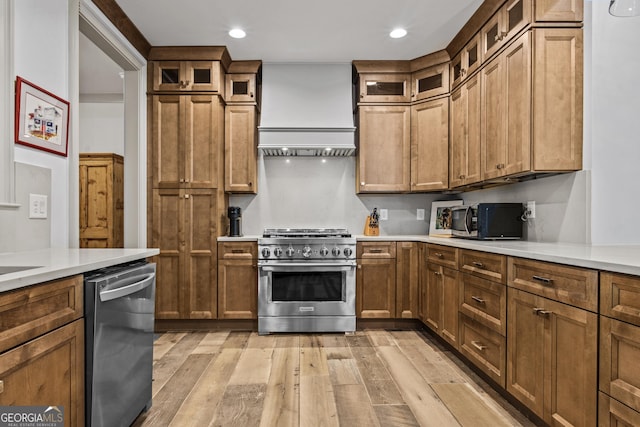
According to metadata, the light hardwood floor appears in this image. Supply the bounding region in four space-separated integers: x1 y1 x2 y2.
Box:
132 329 536 427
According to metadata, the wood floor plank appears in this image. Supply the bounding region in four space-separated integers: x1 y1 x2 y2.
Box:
373 404 421 427
324 346 352 360
321 333 348 348
247 332 277 349
389 330 427 345
211 383 267 427
153 332 187 362
346 332 373 347
228 347 274 385
137 353 214 426
299 375 338 427
333 384 380 427
327 358 362 385
367 330 396 347
259 347 300 427
274 335 300 348
377 346 461 427
168 348 242 427
300 335 329 377
430 383 513 427
221 331 251 349
397 342 466 384
349 346 404 404
151 332 207 397
193 331 230 354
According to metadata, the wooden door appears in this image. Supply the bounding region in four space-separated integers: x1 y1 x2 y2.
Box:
410 98 449 191
225 105 257 193
481 55 506 180
0 320 84 426
450 73 481 188
441 266 459 348
184 95 222 188
396 242 419 318
151 188 183 319
151 95 184 188
503 31 531 177
544 297 597 427
184 189 218 319
535 0 583 22
449 85 466 188
507 288 544 417
218 259 257 319
412 64 449 102
357 106 411 193
418 243 427 323
357 258 396 318
424 263 443 333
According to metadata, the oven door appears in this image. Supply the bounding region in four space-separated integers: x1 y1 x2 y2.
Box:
258 262 356 317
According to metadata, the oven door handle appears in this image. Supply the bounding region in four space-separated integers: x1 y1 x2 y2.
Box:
258 263 355 271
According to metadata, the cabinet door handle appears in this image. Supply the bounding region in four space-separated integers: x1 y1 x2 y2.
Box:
459 174 466 179
250 92 254 98
472 261 484 268
357 265 362 270
0 379 3 394
471 341 487 351
434 271 442 276
471 296 485 304
533 308 552 317
434 252 444 258
184 194 190 199
231 249 245 253
249 182 253 187
532 275 553 284
180 178 185 183
369 249 383 253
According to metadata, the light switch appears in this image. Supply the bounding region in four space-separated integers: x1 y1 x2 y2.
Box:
29 194 47 219
417 209 425 220
379 209 388 221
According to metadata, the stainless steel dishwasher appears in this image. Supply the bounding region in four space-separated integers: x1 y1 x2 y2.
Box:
84 260 156 427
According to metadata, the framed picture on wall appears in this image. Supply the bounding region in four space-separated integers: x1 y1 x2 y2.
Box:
15 76 70 157
429 200 463 236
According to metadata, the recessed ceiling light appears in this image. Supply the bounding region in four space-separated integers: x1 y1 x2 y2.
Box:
390 28 407 39
229 28 246 39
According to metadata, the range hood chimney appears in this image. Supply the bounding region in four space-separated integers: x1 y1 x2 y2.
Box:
258 63 356 156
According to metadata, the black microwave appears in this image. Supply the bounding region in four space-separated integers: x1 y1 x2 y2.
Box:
450 203 524 240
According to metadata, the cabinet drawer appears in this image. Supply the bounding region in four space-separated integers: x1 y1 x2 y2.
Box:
357 241 396 259
459 314 506 388
600 317 640 412
459 273 506 335
601 272 640 327
599 392 640 427
507 257 598 311
218 242 258 259
0 275 83 353
426 244 458 269
459 250 507 284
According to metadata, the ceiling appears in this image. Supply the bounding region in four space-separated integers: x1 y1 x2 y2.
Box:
80 0 484 96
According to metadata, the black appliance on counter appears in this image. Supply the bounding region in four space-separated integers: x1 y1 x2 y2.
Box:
228 206 242 237
450 203 524 240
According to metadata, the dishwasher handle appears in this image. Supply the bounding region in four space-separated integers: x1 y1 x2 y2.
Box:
99 272 155 302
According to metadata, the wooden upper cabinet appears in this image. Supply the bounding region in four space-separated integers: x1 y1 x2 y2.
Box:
535 0 583 22
412 63 449 101
451 33 481 90
225 105 257 193
357 105 411 193
226 73 257 103
152 61 221 92
449 73 482 188
410 98 449 191
357 73 411 103
150 94 223 189
481 0 531 62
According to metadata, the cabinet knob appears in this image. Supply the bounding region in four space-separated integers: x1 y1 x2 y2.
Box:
184 194 190 199
434 252 443 258
249 182 253 187
360 181 365 186
357 265 362 270
180 178 185 183
250 92 254 98
459 174 465 179
434 271 442 276
500 31 508 40
360 93 364 98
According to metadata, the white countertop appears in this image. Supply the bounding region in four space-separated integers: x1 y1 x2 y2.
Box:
0 248 159 293
219 235 640 276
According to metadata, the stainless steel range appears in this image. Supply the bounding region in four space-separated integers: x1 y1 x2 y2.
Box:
258 228 356 335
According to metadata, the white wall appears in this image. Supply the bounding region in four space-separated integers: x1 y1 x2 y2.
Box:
79 102 125 154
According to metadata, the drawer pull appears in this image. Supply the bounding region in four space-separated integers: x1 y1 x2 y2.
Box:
369 249 384 253
434 252 444 258
472 261 484 268
532 275 553 284
471 341 487 351
231 249 245 253
434 271 442 276
0 379 3 394
533 308 552 317
471 296 486 304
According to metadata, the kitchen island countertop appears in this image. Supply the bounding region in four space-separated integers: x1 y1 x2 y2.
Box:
0 248 159 293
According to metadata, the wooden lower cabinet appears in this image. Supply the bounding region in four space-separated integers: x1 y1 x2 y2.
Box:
507 288 597 426
0 319 84 426
357 258 396 318
424 263 459 348
459 273 506 335
217 242 258 319
151 188 218 319
459 313 506 387
396 241 419 318
599 392 640 427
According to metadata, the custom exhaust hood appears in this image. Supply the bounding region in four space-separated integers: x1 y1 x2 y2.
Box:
258 63 356 156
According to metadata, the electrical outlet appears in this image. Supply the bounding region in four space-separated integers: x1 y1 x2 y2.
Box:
526 201 536 219
29 194 47 219
379 209 388 221
416 209 425 220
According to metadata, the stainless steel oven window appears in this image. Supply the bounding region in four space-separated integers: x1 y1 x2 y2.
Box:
271 271 345 302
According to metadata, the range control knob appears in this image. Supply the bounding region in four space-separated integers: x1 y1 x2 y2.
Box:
332 247 341 257
261 248 271 258
286 246 295 257
302 245 312 258
343 247 353 257
273 247 283 257
320 246 329 257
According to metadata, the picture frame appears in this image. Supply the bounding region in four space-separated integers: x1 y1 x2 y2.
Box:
15 76 70 157
429 200 463 236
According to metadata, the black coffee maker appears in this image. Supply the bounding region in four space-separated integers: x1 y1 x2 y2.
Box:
228 206 242 237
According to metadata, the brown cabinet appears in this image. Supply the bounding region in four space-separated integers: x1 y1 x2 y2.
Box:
426 244 459 269
412 63 449 102
217 242 258 319
396 242 419 319
600 272 640 326
506 287 597 426
79 153 124 248
151 188 219 319
356 72 411 104
152 60 222 92
449 73 482 188
224 105 258 193
459 273 507 335
410 98 449 191
450 33 481 89
459 313 506 387
599 391 640 427
481 0 531 62
356 242 396 318
0 277 84 425
356 105 411 193
459 249 507 284
424 262 459 348
225 72 259 103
